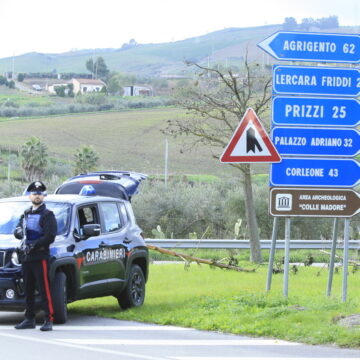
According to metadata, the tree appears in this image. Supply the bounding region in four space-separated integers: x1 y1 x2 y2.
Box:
17 73 25 82
299 17 315 30
20 137 48 181
107 71 137 95
54 85 66 97
316 15 339 29
164 59 272 263
73 145 99 175
86 57 109 80
283 17 297 30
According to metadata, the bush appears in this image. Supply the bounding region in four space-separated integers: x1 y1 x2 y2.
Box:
132 179 360 240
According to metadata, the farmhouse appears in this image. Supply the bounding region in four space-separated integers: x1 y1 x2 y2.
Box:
72 78 106 94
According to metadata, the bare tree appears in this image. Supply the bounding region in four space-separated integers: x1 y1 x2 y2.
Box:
164 59 272 263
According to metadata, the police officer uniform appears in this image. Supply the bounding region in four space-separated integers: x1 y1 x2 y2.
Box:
14 181 57 331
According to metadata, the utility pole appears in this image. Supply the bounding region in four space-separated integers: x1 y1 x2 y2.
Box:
12 52 15 80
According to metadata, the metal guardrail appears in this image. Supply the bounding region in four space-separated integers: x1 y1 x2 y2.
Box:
146 239 360 250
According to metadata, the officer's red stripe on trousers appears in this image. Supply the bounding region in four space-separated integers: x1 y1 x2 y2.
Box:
42 260 54 321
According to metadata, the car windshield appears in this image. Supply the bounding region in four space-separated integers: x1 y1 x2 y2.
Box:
0 201 71 236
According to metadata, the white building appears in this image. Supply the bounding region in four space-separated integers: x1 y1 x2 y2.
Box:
123 86 153 96
72 78 106 94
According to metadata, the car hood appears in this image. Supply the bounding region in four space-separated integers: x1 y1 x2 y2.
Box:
0 235 20 249
0 235 65 250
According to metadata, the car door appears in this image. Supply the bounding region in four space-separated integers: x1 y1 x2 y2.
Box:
74 203 109 297
98 201 127 292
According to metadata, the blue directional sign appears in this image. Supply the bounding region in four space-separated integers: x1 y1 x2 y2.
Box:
270 158 360 188
272 127 360 157
272 97 360 127
272 65 360 97
258 32 360 63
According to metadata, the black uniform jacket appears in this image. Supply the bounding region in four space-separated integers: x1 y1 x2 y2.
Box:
14 203 57 262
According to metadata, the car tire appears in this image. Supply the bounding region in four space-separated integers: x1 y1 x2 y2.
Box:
51 271 68 324
117 264 145 310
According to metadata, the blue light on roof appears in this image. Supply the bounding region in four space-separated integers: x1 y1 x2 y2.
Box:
79 185 96 196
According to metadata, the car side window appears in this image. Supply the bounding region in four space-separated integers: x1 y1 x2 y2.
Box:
77 205 99 236
100 202 122 233
118 203 129 224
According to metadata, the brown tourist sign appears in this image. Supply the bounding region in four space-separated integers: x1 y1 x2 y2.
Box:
270 187 360 217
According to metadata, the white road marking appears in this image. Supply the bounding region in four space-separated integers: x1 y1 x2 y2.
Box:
58 339 300 346
0 332 170 360
0 325 192 331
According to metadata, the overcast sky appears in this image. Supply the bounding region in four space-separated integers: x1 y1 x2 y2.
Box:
0 0 358 59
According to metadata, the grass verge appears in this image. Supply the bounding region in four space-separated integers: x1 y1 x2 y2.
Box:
68 263 360 348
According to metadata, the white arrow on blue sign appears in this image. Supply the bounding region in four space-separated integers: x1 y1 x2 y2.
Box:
258 32 360 63
272 127 360 157
270 158 360 188
273 65 360 97
272 97 360 127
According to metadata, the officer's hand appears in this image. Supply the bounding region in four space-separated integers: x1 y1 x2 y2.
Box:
25 244 35 254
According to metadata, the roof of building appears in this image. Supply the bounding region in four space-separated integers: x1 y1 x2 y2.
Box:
72 78 106 86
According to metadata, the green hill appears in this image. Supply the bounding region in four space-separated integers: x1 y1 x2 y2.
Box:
1 24 357 76
0 25 285 76
0 108 262 176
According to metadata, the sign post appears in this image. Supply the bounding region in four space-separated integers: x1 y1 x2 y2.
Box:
220 108 281 163
327 218 339 297
270 188 360 217
273 65 360 97
258 30 360 300
258 31 360 63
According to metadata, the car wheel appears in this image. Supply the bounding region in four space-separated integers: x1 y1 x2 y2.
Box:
117 264 145 309
51 271 68 324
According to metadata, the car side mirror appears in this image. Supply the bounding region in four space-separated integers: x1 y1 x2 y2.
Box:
83 224 101 238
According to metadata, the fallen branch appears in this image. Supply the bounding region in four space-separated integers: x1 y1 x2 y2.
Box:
147 244 256 272
319 250 360 266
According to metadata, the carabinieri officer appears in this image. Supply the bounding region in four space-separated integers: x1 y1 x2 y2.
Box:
14 181 57 331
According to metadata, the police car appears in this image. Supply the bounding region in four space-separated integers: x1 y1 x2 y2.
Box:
0 171 149 324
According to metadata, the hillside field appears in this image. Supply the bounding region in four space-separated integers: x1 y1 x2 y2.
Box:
0 108 269 176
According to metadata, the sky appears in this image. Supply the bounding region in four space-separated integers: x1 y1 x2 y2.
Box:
0 0 358 59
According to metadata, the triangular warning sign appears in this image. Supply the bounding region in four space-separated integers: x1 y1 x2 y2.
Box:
220 108 281 163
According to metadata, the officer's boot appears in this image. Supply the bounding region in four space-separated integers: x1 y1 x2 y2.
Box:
40 319 53 331
14 318 36 329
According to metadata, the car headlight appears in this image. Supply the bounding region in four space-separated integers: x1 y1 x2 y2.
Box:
11 251 21 267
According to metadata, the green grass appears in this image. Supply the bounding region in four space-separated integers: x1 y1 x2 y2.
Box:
0 93 53 107
69 264 360 348
0 108 243 176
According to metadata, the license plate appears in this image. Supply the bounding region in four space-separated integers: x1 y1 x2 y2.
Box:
0 251 5 268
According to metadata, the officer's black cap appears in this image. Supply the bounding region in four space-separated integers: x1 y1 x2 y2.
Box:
26 181 47 194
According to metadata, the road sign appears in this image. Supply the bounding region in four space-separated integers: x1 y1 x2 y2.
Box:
257 32 360 63
272 65 360 97
270 157 360 188
272 97 360 127
272 127 360 157
220 108 281 163
270 188 360 217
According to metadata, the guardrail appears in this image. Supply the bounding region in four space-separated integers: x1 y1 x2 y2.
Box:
146 239 360 250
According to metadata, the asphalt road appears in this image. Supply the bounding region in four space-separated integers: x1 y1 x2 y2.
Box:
0 312 359 360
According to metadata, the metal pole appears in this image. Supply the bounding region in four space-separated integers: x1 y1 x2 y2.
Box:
7 148 11 182
266 217 279 291
342 218 350 302
164 139 168 189
283 217 291 297
327 218 339 296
